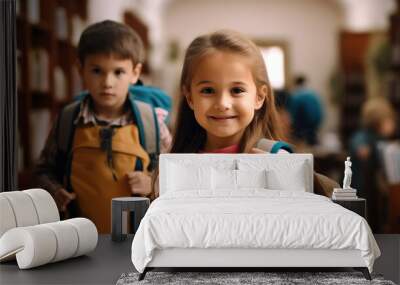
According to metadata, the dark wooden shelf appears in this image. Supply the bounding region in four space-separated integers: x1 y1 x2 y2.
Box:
338 31 372 146
31 91 52 109
18 168 34 189
54 98 73 108
17 0 87 189
31 22 51 33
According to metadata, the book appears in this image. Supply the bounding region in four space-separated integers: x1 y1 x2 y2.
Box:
27 0 40 24
332 192 357 197
332 195 359 200
333 188 357 193
54 66 67 101
55 7 68 40
30 109 51 162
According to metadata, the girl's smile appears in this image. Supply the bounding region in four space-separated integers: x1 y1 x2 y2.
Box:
208 115 238 120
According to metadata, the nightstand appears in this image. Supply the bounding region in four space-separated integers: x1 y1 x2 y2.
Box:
332 198 366 219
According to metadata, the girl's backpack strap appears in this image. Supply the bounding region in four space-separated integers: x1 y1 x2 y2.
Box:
256 138 293 153
270 141 293 153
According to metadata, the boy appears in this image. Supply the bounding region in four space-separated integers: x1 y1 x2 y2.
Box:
34 20 171 233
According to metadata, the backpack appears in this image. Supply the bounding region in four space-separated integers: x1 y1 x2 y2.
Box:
56 84 171 191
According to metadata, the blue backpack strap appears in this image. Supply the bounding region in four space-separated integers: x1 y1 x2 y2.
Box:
256 139 293 153
270 141 293 153
129 84 172 123
128 94 160 171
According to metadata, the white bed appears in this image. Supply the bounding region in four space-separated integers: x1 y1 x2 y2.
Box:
131 154 380 280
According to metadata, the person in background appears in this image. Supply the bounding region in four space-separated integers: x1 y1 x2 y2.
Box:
34 20 171 233
288 75 324 146
349 97 397 232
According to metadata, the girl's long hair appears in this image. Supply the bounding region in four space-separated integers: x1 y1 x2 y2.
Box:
170 30 284 154
151 30 286 198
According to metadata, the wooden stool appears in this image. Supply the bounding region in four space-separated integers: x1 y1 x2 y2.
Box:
111 197 150 242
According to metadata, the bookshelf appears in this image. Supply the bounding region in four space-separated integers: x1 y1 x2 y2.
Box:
338 31 371 146
388 0 400 127
16 0 87 188
387 0 400 234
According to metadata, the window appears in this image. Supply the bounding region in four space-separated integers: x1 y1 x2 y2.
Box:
254 40 289 90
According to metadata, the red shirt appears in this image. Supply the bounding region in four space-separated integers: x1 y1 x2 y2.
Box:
202 144 240 154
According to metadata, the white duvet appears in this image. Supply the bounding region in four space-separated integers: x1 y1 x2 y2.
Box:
131 190 380 273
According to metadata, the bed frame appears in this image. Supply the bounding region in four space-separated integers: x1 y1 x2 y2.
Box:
138 248 371 280
138 154 372 281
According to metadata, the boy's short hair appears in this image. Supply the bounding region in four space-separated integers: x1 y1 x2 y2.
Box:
78 20 144 65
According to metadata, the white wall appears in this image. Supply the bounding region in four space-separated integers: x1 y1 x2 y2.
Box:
87 0 132 23
87 0 168 83
338 0 396 31
163 0 343 132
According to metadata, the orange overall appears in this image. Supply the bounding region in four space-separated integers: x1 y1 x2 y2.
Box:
70 124 150 233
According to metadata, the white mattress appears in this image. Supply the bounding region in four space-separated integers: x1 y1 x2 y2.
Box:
131 190 380 273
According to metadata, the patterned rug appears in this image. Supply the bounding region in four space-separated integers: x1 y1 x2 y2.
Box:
116 271 396 285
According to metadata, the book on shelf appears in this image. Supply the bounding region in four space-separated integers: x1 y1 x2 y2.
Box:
55 7 68 40
71 15 86 46
54 66 67 101
29 109 51 162
29 48 49 92
72 65 83 96
16 0 21 16
27 0 40 24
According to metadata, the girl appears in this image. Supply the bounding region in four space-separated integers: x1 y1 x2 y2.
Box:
170 29 290 154
151 30 335 198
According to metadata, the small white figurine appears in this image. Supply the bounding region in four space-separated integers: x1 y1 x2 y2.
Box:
342 157 353 189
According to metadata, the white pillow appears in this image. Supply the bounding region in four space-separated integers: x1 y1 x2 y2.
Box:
212 168 237 190
266 163 307 191
168 163 212 191
237 169 267 189
237 158 310 192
